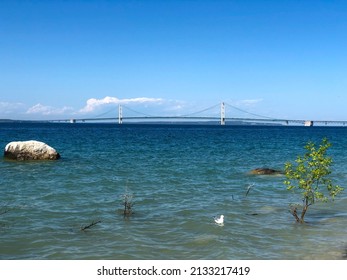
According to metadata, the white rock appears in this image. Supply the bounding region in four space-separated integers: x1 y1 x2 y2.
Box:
4 140 60 160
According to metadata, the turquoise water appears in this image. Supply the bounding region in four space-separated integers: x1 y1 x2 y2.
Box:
1 123 347 260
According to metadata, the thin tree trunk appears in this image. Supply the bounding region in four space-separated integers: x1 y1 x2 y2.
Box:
300 198 309 223
291 207 300 223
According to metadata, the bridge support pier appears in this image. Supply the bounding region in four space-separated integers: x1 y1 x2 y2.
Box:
221 102 225 125
118 104 123 124
304 120 313 127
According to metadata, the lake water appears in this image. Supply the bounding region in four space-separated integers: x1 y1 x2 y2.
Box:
0 123 346 259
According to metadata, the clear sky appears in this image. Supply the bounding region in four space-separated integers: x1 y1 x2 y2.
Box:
1 0 346 120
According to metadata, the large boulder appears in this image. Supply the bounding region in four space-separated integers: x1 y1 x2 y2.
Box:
250 168 283 175
4 140 60 160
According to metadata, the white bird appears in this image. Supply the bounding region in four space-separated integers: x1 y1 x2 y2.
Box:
214 215 224 225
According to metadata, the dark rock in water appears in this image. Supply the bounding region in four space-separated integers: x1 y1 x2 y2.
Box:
250 168 283 175
4 140 60 160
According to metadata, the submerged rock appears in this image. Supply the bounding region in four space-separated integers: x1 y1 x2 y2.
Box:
250 168 283 175
4 140 60 160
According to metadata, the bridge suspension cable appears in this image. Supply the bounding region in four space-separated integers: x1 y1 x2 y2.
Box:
120 103 221 118
178 103 220 117
224 102 275 120
121 105 155 117
92 107 117 118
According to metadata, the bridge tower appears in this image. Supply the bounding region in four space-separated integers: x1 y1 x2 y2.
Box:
118 104 123 124
220 102 226 125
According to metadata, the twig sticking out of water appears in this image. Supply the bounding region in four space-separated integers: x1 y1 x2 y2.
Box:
245 183 255 197
80 220 101 231
0 210 10 215
0 208 10 216
343 246 347 259
121 192 134 217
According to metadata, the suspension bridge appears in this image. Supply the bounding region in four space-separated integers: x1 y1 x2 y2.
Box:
50 102 347 126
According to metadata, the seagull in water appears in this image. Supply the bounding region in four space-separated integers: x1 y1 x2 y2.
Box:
214 215 224 225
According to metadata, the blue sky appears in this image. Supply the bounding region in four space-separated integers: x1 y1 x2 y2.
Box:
1 0 346 120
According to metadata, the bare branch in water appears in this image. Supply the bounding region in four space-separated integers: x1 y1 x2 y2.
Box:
343 246 347 259
0 208 10 216
121 192 134 217
80 220 101 231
